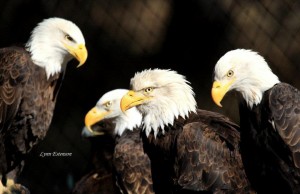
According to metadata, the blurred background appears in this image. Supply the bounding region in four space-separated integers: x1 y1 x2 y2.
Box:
1 0 300 193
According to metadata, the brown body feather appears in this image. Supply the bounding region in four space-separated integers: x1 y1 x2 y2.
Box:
0 46 63 182
74 121 154 194
144 109 254 194
114 129 154 194
239 82 300 194
72 131 119 194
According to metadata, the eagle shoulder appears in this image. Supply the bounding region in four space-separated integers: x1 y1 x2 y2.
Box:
176 113 252 193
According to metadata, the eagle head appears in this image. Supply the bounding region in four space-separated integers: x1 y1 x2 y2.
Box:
211 49 280 108
26 17 88 78
85 89 142 136
120 68 197 137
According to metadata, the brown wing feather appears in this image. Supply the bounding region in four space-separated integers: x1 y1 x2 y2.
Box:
113 129 154 194
193 109 240 148
176 111 253 193
73 126 119 194
269 83 300 169
0 47 31 131
72 170 117 194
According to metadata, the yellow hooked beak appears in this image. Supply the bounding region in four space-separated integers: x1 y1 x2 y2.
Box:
211 80 234 107
84 107 110 135
65 43 88 67
120 90 150 112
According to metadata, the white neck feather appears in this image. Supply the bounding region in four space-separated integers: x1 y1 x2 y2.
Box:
142 95 196 137
236 73 279 108
26 33 71 79
114 107 142 136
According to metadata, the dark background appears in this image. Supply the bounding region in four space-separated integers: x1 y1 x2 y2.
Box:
1 0 300 193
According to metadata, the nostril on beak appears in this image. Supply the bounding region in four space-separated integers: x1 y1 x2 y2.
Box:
212 81 221 89
78 44 84 50
128 91 134 97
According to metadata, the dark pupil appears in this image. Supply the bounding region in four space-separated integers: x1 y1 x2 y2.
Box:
67 35 73 41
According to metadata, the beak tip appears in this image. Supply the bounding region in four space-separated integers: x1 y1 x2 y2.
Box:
82 126 105 137
82 127 93 137
212 99 223 108
76 63 83 68
85 126 94 133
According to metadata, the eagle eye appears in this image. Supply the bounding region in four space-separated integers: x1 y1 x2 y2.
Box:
104 101 112 108
227 70 234 77
144 87 153 93
65 34 74 42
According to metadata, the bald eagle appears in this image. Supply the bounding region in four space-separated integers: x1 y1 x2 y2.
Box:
211 49 300 193
0 17 87 190
84 89 154 194
120 69 254 193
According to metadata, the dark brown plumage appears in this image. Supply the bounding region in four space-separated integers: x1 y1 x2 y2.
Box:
74 128 154 194
239 83 300 193
143 109 253 194
72 123 119 194
72 170 117 194
114 129 154 194
0 47 62 183
177 109 247 191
